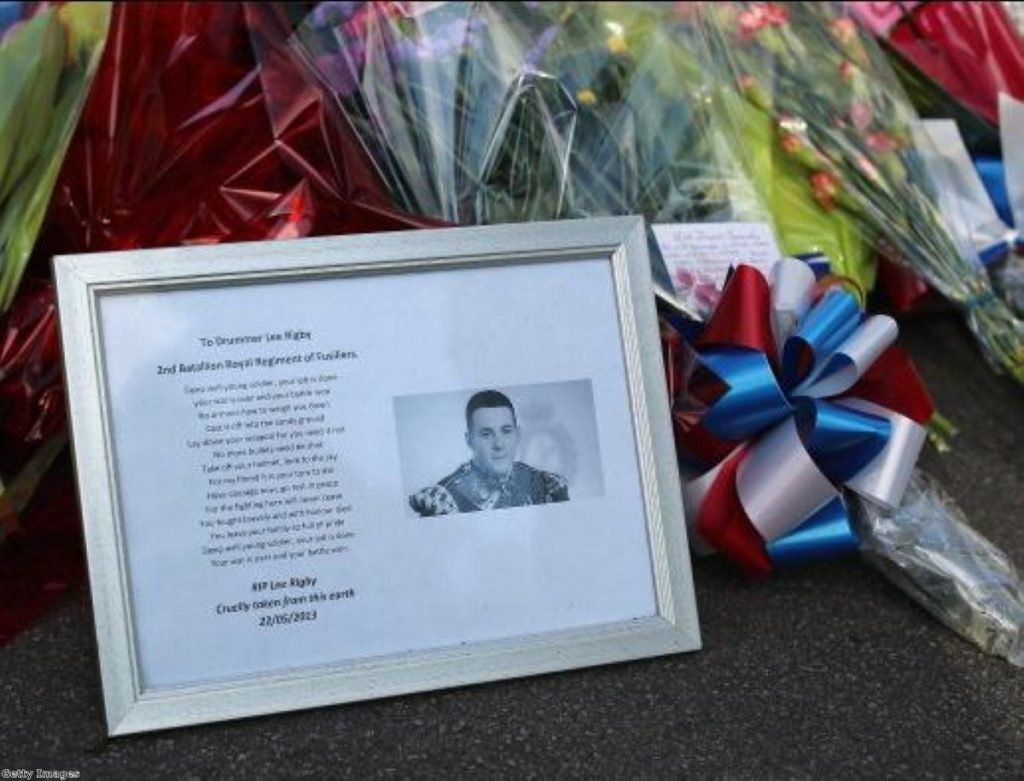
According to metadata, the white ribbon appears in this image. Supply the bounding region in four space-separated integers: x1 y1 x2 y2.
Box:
1000 93 1024 234
770 257 817 350
796 315 898 398
735 417 838 543
837 399 927 511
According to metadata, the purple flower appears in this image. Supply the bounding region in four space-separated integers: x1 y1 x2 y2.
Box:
310 1 363 29
524 24 560 70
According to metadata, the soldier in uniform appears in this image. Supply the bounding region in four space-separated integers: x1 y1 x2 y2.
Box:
409 390 569 516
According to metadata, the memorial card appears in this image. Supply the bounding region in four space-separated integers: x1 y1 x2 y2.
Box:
55 217 700 734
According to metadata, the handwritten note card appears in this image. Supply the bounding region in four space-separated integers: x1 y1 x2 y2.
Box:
651 222 781 316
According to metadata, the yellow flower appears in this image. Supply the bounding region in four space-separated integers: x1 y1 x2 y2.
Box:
606 33 629 55
576 89 598 107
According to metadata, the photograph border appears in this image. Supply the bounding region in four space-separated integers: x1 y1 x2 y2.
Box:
54 216 701 735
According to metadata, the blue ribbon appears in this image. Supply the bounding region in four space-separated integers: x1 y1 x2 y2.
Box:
700 350 790 440
979 241 1010 267
973 156 1014 228
783 288 862 389
765 497 859 567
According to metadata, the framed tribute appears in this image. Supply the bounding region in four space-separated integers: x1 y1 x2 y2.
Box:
54 216 700 735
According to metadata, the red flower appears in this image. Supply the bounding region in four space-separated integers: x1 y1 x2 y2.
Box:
759 3 790 26
838 60 856 82
809 170 841 211
780 133 802 154
673 2 700 22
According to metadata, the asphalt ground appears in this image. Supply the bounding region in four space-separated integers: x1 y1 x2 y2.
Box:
1 311 1022 778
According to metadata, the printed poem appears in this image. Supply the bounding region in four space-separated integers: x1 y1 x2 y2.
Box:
155 328 362 627
188 372 353 569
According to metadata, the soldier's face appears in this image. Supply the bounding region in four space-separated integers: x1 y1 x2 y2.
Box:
466 406 520 478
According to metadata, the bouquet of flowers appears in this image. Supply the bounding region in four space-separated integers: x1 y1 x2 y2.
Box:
697 1 1024 385
850 2 1024 317
851 1 1024 129
286 1 766 230
0 1 110 312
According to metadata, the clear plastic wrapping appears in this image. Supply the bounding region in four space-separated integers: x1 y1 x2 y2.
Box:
697 2 1024 384
1007 2 1024 36
857 470 1024 666
286 1 766 229
37 1 428 259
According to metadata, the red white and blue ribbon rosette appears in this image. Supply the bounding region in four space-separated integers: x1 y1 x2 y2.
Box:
663 259 935 577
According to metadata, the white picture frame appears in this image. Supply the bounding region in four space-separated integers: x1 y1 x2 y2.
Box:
54 216 700 735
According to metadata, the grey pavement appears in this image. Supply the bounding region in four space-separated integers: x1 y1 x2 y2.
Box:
1 312 1022 778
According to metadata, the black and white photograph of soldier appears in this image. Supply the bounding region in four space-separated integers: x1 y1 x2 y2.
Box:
394 380 605 517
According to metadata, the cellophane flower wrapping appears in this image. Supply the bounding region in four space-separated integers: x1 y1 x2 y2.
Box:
40 1 430 258
10 0 439 453
5 1 431 484
0 2 110 312
697 1 1024 385
1 1 437 642
856 470 1024 666
285 2 767 247
852 1 1024 129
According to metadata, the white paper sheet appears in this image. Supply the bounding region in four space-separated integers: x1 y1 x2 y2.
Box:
98 258 657 689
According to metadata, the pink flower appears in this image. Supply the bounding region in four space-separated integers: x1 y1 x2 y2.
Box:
830 17 858 46
866 131 898 154
737 3 789 40
694 280 720 310
853 154 881 182
674 269 696 290
838 61 856 82
849 102 873 132
738 9 769 38
738 74 757 91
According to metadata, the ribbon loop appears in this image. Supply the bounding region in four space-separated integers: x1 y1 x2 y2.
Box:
697 265 779 364
736 417 839 543
765 497 858 568
699 349 791 441
770 257 817 348
837 399 927 510
796 399 891 484
795 315 898 398
782 287 862 388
